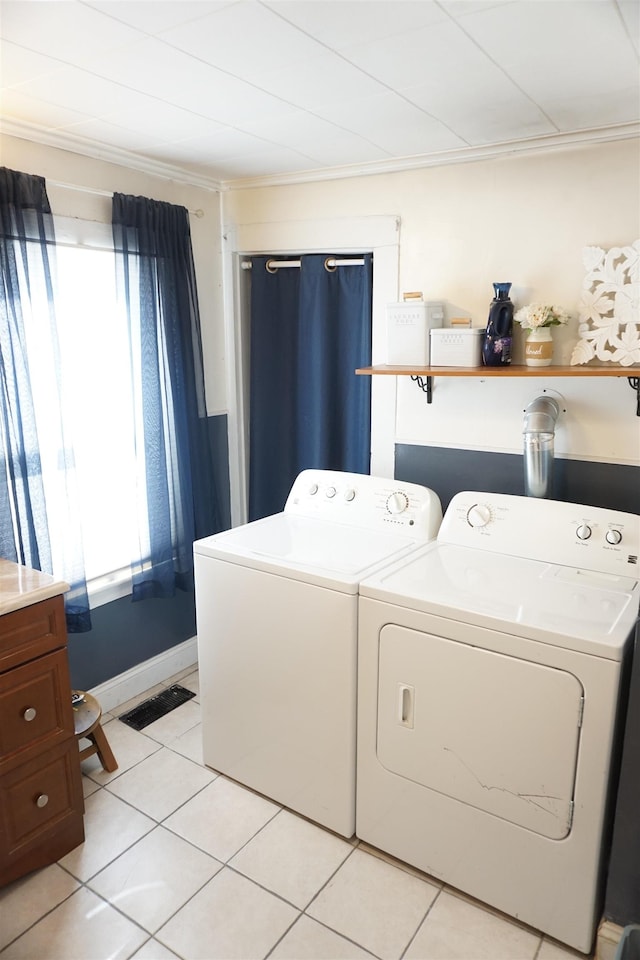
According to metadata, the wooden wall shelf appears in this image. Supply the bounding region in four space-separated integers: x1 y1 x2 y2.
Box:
356 363 638 378
355 364 640 414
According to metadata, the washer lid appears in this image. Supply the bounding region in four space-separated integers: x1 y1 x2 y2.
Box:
194 512 422 592
360 542 639 658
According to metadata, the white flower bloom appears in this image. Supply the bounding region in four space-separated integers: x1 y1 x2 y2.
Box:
514 302 570 330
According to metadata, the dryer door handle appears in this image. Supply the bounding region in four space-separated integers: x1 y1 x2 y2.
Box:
398 683 415 729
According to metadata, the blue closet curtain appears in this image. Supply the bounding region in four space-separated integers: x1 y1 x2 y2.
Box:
0 167 91 631
249 253 372 520
112 193 221 600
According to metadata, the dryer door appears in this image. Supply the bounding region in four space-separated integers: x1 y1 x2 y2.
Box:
376 625 583 839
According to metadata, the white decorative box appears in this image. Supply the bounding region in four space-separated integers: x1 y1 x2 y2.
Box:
430 328 484 367
386 301 444 364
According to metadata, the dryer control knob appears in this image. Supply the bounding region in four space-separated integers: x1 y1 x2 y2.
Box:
606 529 622 545
344 488 356 502
386 492 409 515
325 486 336 499
308 483 318 496
576 523 592 541
466 504 491 528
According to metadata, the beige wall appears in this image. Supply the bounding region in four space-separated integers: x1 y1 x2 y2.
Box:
1 134 226 414
224 139 640 468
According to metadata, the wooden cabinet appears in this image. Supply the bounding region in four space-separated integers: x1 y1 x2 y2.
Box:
0 594 84 886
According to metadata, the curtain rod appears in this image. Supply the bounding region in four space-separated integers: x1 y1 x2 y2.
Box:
46 179 205 218
241 257 365 272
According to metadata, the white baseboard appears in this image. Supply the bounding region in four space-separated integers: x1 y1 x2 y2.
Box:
596 919 624 960
89 636 198 714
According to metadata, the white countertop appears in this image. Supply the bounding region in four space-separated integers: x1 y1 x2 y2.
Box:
0 559 69 616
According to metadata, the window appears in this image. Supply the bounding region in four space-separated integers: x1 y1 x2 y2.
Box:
45 220 143 602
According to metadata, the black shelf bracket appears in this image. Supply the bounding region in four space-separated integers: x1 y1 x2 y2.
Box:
404 370 639 414
411 374 433 403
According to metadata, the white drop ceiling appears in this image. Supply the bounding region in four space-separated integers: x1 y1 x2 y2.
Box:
1 0 638 188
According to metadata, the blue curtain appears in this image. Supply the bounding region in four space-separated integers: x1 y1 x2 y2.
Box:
249 253 372 520
112 193 221 600
0 167 91 631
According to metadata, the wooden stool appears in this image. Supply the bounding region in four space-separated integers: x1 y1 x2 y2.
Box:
72 691 118 773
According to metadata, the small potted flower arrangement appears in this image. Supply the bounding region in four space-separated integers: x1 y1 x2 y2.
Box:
514 304 570 366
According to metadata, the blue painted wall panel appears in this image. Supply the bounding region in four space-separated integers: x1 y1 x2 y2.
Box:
395 444 640 514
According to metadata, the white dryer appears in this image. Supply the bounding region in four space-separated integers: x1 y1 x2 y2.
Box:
194 470 442 838
357 492 640 953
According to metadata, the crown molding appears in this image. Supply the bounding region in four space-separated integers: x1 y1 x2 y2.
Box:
224 122 640 190
3 117 638 193
1 119 223 192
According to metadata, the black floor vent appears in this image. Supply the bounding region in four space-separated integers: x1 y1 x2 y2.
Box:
119 684 195 731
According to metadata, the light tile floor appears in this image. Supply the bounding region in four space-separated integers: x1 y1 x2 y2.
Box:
0 668 593 960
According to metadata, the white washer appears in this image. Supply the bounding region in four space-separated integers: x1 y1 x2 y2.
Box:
194 469 442 838
357 492 640 953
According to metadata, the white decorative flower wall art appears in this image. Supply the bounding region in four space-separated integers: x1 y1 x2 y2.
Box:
570 240 640 366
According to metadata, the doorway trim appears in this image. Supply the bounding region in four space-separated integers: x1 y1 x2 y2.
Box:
222 215 400 525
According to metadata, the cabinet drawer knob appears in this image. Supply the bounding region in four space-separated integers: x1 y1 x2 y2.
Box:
35 793 49 808
23 707 37 722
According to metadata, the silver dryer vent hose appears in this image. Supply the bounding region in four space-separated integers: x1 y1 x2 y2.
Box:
523 397 560 498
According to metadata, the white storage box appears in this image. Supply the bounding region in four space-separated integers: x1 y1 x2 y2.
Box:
430 327 484 367
386 301 444 365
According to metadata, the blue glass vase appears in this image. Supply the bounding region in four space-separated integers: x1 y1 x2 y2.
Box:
482 282 513 366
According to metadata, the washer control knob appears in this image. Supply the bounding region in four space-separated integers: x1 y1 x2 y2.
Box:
344 488 356 502
386 492 409 515
576 524 592 541
325 486 336 499
606 529 622 545
466 504 492 528
308 483 318 496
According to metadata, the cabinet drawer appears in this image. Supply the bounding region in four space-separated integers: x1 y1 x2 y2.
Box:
0 740 84 863
0 651 73 766
0 596 66 673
